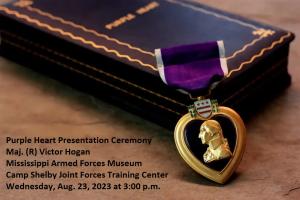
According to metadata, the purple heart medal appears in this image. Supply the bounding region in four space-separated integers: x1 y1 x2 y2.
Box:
155 41 246 184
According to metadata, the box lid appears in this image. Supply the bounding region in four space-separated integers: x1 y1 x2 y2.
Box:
0 0 295 75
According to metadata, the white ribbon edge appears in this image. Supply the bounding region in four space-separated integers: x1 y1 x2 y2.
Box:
154 48 167 84
217 40 228 76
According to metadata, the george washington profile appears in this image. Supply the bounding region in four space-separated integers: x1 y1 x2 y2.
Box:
198 120 232 163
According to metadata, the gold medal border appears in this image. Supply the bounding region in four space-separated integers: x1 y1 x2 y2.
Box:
174 106 246 184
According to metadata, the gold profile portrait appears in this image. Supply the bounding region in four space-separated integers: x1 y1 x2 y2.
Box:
199 120 232 163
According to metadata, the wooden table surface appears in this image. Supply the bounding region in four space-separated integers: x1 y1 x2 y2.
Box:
0 0 299 199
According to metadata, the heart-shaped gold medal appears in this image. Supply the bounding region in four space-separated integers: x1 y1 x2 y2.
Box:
174 98 246 184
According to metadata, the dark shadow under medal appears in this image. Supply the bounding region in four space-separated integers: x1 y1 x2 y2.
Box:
184 116 236 172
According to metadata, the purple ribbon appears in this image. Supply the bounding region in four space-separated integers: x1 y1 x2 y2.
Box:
155 41 228 93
